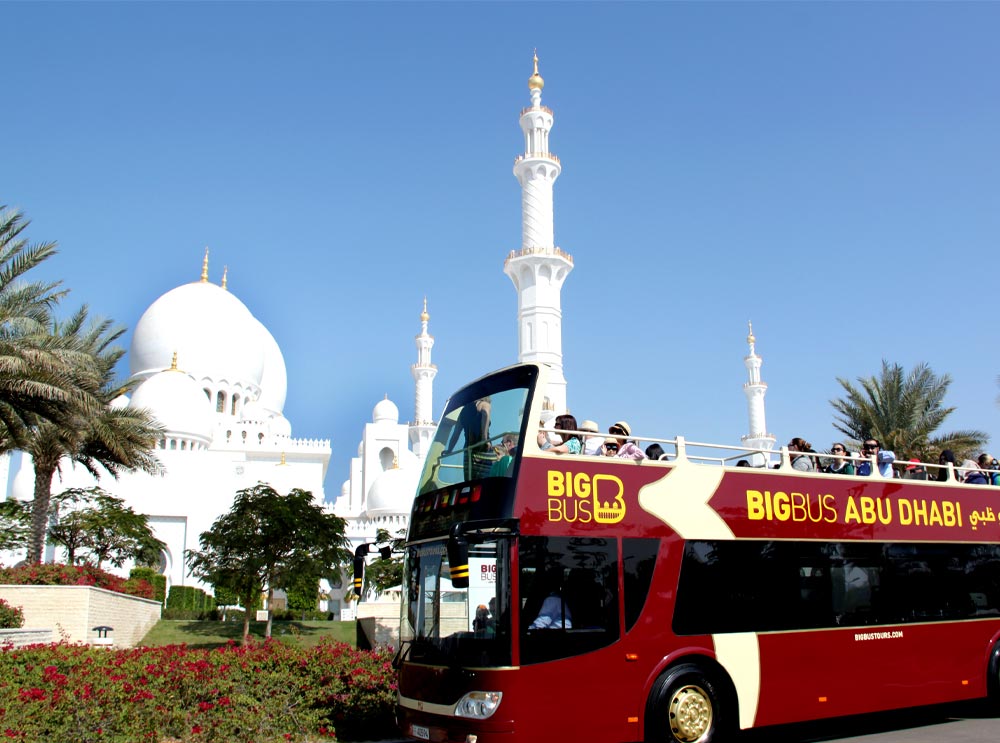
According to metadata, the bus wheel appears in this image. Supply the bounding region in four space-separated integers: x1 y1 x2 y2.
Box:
989 643 1000 710
646 664 729 743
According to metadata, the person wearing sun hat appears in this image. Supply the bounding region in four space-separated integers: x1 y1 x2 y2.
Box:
609 421 646 460
578 419 604 456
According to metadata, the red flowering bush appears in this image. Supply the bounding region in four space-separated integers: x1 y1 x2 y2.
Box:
0 598 24 629
0 639 395 741
0 563 154 600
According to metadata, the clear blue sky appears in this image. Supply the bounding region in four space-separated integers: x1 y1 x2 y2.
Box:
5 1 999 496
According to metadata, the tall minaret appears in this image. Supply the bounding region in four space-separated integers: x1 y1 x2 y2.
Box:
741 322 777 467
409 298 437 460
504 51 573 415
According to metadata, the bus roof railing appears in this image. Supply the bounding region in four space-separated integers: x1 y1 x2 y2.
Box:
538 426 997 485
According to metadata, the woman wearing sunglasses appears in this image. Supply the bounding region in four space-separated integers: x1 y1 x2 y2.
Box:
824 443 855 475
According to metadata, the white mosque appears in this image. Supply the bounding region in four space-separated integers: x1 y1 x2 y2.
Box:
1 55 776 607
1 253 332 591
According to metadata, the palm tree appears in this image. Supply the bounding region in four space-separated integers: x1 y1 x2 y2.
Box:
830 360 988 463
24 306 164 563
0 206 88 452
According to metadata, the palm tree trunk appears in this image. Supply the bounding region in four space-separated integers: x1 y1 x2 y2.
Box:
28 463 56 564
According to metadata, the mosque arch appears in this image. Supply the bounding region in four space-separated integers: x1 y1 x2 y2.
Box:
216 391 226 413
379 447 395 472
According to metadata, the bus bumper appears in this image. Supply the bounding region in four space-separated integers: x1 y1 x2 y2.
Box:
397 705 514 742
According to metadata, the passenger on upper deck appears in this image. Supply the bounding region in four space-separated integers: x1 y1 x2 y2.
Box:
936 449 957 482
903 458 928 480
788 438 816 472
579 419 604 456
961 459 989 485
609 421 646 460
857 438 896 478
600 437 619 456
488 432 519 477
824 443 855 475
547 414 583 455
645 443 666 461
979 453 1000 485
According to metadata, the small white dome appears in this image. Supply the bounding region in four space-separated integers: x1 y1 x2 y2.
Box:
366 466 418 516
129 281 265 388
240 400 266 423
130 369 214 443
357 440 364 457
268 414 292 438
341 479 351 498
373 397 399 423
110 394 130 410
10 457 35 503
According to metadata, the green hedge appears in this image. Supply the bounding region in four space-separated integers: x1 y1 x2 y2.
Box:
166 585 213 612
129 567 167 604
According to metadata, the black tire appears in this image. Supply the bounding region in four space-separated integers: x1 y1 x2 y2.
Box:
645 663 733 743
988 643 1000 711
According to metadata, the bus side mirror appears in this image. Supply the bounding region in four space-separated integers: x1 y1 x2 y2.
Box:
352 555 366 596
448 533 470 589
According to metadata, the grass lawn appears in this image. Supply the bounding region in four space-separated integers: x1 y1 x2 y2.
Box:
140 619 357 649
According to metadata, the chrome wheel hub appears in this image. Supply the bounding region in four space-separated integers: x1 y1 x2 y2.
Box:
668 683 713 743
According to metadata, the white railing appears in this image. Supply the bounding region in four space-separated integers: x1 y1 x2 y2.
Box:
537 426 999 486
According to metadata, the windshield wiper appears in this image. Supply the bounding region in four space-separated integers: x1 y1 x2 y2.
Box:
392 640 412 670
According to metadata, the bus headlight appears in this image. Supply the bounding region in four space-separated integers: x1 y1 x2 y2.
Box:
454 691 502 719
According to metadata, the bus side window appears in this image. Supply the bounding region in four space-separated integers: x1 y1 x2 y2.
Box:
623 537 659 633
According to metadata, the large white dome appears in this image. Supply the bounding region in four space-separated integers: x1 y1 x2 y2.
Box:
255 319 287 415
130 368 214 444
129 281 265 387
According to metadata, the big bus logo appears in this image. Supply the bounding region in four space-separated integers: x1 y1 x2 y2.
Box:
546 471 626 524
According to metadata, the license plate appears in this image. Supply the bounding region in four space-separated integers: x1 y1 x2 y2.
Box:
411 724 430 740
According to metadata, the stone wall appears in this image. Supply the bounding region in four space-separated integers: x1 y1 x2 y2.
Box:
0 628 55 647
0 585 161 647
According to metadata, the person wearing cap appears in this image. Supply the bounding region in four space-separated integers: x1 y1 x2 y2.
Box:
609 421 646 460
579 419 604 456
978 453 1000 486
902 458 927 480
600 437 620 456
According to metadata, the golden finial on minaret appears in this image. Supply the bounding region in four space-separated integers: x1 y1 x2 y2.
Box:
528 49 544 91
747 321 755 345
169 351 179 371
221 266 228 291
276 452 287 466
200 248 210 282
420 297 429 323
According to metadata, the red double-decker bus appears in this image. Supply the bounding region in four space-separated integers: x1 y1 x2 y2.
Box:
394 363 1000 743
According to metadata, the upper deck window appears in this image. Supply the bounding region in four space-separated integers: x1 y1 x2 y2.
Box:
417 371 534 496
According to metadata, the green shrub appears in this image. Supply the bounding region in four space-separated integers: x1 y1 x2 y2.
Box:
160 608 220 620
129 567 167 604
0 598 24 629
272 608 330 621
0 639 396 741
166 585 210 612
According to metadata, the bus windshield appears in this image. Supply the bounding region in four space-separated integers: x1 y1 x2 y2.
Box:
417 366 535 496
401 538 512 667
